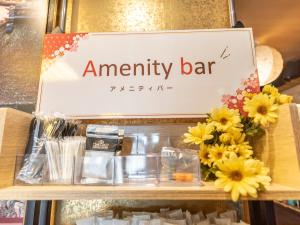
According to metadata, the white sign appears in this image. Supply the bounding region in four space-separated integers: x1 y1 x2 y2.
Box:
37 29 259 118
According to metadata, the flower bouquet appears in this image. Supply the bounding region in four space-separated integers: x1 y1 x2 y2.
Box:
183 85 293 201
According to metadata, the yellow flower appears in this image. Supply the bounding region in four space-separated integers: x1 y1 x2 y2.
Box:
263 85 293 104
243 93 278 126
247 159 272 187
215 155 271 201
219 133 232 144
227 128 245 144
228 143 253 159
262 85 279 97
209 107 242 132
215 157 258 201
218 128 245 145
277 94 293 104
184 123 214 145
199 144 213 166
209 144 229 164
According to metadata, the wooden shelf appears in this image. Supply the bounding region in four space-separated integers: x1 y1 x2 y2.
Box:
0 183 300 200
0 104 300 201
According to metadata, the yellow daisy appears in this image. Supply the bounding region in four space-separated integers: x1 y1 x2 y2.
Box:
209 107 242 132
219 133 232 144
246 159 272 187
184 123 214 145
262 85 279 98
208 144 229 164
228 143 253 159
276 94 293 105
226 127 245 145
215 156 260 201
232 132 246 144
199 144 213 166
243 93 278 126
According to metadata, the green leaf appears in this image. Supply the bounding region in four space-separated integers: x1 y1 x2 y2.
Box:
242 117 265 138
201 164 217 181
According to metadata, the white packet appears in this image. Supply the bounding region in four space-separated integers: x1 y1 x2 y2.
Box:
159 217 167 222
139 220 150 225
160 208 170 217
122 218 132 225
150 219 162 225
99 219 129 225
132 215 151 225
165 219 186 225
198 212 206 221
99 220 113 225
133 212 153 216
206 212 218 224
97 218 107 225
166 209 184 219
164 222 177 225
196 219 210 225
113 219 130 225
81 151 114 180
151 213 160 219
220 210 237 222
133 215 151 219
191 214 200 224
76 217 96 225
96 217 108 225
185 211 192 225
215 218 231 225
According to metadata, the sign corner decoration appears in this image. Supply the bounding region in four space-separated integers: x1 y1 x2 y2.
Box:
36 29 259 119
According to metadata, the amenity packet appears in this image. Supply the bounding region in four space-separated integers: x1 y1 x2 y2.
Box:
86 125 124 153
219 210 237 223
80 151 114 184
196 219 210 225
214 218 231 225
206 212 218 224
76 216 96 225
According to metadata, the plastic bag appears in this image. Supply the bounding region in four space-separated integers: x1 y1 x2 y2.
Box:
17 113 81 184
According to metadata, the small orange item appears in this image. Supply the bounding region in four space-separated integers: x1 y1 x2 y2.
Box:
183 173 193 182
173 173 194 182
